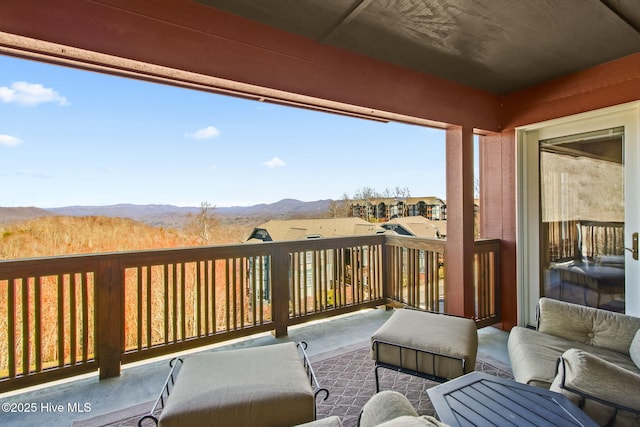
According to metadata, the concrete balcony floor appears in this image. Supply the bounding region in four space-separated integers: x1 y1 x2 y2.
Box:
0 308 509 426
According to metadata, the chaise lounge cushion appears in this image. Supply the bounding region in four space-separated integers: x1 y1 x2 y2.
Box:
158 342 314 427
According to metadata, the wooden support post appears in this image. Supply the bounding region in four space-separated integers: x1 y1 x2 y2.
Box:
271 246 289 337
97 258 123 379
445 126 476 318
479 131 517 330
381 237 393 309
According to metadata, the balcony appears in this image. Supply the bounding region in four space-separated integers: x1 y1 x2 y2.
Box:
0 234 500 396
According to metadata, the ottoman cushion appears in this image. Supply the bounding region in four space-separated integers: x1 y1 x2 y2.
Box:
371 309 477 380
159 342 314 427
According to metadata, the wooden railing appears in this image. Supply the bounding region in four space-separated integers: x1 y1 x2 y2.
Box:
473 239 501 327
385 235 446 312
0 235 499 392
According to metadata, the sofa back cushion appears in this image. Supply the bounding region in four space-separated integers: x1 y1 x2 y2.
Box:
631 330 640 369
538 297 640 355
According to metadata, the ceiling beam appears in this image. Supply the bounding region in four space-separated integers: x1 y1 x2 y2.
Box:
319 0 373 44
500 53 640 130
0 0 500 132
599 0 640 35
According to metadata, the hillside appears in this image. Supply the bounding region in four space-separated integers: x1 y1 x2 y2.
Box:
0 206 54 224
0 216 209 259
38 198 333 228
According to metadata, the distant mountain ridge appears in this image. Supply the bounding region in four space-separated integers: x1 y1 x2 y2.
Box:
0 207 55 224
0 199 333 227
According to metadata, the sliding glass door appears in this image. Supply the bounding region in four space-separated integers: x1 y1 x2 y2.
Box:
539 127 625 312
518 103 640 325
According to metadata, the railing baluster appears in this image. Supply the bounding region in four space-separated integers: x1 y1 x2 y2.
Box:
81 273 89 364
8 278 16 379
136 267 143 351
147 266 153 347
21 278 29 375
225 259 230 332
179 263 186 341
204 260 210 335
172 264 177 342
70 273 77 365
238 258 246 328
35 276 42 372
57 274 64 368
258 256 264 323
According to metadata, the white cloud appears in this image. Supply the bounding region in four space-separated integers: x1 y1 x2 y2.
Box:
0 81 69 106
263 157 286 168
0 134 22 147
186 126 220 140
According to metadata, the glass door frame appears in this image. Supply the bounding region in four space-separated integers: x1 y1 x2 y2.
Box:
516 102 640 326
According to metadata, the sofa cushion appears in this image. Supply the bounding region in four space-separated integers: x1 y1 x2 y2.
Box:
551 349 640 427
537 298 640 355
508 326 637 388
631 329 640 369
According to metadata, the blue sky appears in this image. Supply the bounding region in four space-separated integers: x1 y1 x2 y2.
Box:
0 54 456 208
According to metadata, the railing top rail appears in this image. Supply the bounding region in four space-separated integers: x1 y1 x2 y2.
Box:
383 235 446 252
0 235 500 276
0 234 387 275
474 238 501 245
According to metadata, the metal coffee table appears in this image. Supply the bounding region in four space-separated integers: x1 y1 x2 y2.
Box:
427 372 597 427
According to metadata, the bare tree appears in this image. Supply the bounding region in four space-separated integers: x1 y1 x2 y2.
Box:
188 201 218 244
328 193 351 218
352 187 378 221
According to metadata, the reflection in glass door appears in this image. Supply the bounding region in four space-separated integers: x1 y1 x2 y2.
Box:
539 127 625 312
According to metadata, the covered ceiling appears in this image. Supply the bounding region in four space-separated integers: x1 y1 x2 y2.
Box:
196 0 640 95
0 0 638 131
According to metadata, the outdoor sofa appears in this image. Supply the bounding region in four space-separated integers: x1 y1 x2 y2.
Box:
508 297 640 426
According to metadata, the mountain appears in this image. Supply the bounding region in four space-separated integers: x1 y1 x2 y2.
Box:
218 199 331 217
0 207 55 224
46 203 199 218
1 199 333 227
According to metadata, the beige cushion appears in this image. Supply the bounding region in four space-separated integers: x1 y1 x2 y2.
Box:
551 348 640 427
371 309 477 380
376 415 450 427
508 325 637 389
630 329 640 369
295 416 343 427
359 390 451 427
359 390 419 427
538 297 640 355
159 342 314 427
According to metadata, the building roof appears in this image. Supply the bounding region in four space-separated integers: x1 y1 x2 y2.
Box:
246 217 385 242
383 216 445 239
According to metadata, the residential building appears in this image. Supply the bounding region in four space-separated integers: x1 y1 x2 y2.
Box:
350 196 447 221
245 218 385 242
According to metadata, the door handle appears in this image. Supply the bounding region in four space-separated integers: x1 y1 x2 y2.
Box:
626 232 639 261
